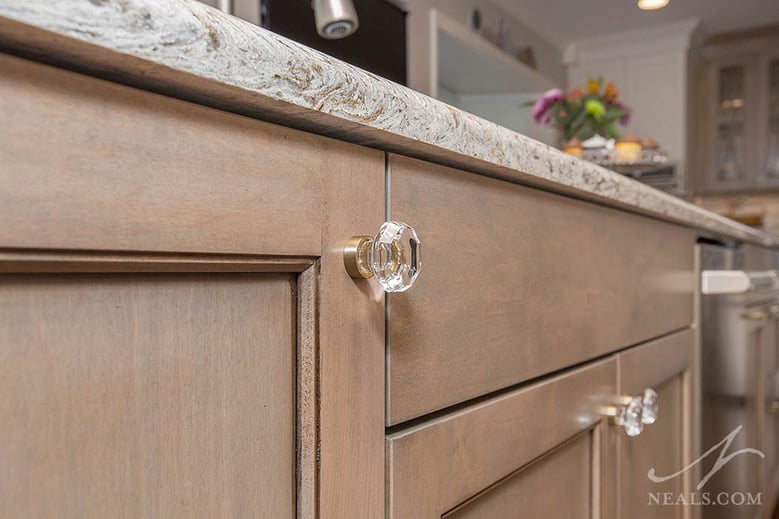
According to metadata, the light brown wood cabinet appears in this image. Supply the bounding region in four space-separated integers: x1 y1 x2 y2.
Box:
1 52 701 518
2 275 298 517
386 357 618 518
617 330 696 519
0 53 386 518
388 154 695 425
386 330 696 519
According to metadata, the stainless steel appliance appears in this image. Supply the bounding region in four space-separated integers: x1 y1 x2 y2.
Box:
700 242 779 518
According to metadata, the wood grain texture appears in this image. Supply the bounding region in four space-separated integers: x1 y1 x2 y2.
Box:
621 377 684 519
297 266 318 519
388 154 696 424
0 2 773 246
0 274 296 518
690 246 703 519
618 329 695 395
316 134 386 519
386 357 617 518
0 250 314 273
0 52 387 517
617 329 695 519
444 433 592 519
0 52 330 255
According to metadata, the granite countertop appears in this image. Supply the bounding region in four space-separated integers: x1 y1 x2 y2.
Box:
0 0 776 247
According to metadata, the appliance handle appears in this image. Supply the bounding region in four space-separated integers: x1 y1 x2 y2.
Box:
701 270 777 295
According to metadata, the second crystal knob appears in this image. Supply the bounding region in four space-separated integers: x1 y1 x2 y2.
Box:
614 396 645 437
605 387 660 437
641 388 659 425
344 221 421 293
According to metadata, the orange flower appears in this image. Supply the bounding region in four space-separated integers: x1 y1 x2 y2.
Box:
604 81 619 102
587 79 600 95
567 88 584 101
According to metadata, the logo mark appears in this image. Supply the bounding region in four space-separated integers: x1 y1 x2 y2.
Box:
648 425 764 490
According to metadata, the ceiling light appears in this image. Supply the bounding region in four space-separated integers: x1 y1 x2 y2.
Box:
637 0 669 10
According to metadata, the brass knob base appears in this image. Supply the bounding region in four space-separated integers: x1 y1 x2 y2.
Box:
344 236 374 279
342 222 421 292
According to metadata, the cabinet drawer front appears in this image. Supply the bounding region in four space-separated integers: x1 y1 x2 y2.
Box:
386 358 617 518
388 155 695 424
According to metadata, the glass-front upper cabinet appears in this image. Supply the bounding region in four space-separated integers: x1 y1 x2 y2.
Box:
716 64 748 183
699 34 779 194
763 56 779 182
701 55 760 193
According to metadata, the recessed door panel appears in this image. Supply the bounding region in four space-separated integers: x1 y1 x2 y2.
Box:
0 274 295 517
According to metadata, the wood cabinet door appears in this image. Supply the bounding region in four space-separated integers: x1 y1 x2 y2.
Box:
386 358 617 519
0 53 386 518
1 274 299 517
617 330 696 519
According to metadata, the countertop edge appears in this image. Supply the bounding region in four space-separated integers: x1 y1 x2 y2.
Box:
0 0 776 247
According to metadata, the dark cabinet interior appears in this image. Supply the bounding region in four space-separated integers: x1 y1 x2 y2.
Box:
261 0 407 85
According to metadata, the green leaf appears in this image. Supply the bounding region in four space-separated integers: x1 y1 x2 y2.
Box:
576 119 595 140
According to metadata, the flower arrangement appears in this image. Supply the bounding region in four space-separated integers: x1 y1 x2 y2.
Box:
530 78 631 142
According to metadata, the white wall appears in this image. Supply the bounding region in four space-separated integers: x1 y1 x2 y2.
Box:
565 19 700 167
405 0 566 95
453 93 559 145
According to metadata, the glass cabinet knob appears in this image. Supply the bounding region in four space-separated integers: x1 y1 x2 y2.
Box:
641 388 659 425
604 387 660 437
614 396 645 437
343 221 421 293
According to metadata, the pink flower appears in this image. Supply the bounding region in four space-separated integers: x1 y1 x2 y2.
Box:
615 101 631 126
532 88 564 123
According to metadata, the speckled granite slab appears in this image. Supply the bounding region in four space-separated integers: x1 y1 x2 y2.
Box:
0 0 775 246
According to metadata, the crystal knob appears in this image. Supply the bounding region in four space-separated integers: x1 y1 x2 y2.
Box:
614 396 644 437
603 387 660 437
641 388 659 425
343 221 421 293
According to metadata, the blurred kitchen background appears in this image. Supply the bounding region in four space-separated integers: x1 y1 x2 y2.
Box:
199 0 779 233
